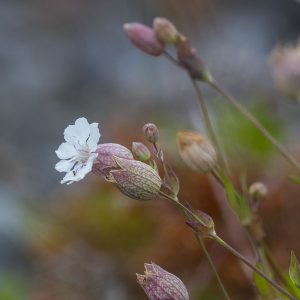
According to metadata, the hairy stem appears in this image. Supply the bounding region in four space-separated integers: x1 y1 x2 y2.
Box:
213 235 297 300
209 80 300 172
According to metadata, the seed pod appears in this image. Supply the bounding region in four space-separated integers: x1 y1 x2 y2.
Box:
176 131 217 173
137 262 189 300
92 143 133 178
132 142 151 161
153 17 179 44
110 157 162 200
123 23 165 56
143 123 159 143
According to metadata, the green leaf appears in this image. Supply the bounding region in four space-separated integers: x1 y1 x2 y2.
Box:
223 175 251 225
288 175 300 186
253 263 274 299
289 251 300 289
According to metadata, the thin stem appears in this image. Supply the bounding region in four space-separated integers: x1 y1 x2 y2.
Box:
158 191 231 300
195 234 232 300
210 80 300 172
163 51 184 68
213 235 297 300
191 80 230 177
263 242 298 296
163 51 230 177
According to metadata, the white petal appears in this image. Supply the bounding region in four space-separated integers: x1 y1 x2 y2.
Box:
74 158 94 181
64 117 90 145
55 142 77 159
87 123 100 151
61 171 76 185
55 159 75 173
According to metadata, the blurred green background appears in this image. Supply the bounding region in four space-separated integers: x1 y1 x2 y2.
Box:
0 0 300 299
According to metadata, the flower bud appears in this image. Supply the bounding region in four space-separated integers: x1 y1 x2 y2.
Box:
123 23 165 56
186 209 215 236
92 143 133 177
153 17 179 44
176 35 213 82
143 123 159 143
270 43 300 101
176 131 217 173
249 182 268 201
137 262 189 300
132 142 151 161
110 156 162 200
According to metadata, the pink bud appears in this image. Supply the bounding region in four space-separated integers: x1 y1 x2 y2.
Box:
92 143 133 178
124 23 165 56
137 262 189 300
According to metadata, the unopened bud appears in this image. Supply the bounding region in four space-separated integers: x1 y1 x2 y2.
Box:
92 143 133 178
270 43 300 101
185 202 215 236
123 23 165 56
137 262 189 300
153 17 179 44
249 182 268 201
132 142 151 161
176 131 217 173
176 35 213 82
143 123 159 143
110 156 162 200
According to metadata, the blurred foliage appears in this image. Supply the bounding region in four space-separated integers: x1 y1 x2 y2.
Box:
215 100 282 168
0 273 27 300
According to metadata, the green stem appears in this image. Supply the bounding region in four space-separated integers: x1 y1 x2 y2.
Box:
213 235 297 300
158 191 231 300
195 234 232 300
263 242 298 296
191 79 230 177
209 80 300 172
163 51 230 177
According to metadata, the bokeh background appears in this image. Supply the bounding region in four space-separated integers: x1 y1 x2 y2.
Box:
1 0 300 299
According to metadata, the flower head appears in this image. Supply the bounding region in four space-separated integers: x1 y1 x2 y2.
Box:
55 117 100 184
270 42 300 101
176 131 217 173
153 17 179 44
123 23 165 56
137 262 189 300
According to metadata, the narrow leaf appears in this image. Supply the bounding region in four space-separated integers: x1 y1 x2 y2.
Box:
289 251 300 289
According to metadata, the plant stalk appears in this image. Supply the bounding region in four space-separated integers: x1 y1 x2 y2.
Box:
195 234 232 300
209 80 300 172
213 235 297 300
158 191 231 300
191 79 230 177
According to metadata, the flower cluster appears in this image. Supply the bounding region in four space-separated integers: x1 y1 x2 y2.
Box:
55 117 162 201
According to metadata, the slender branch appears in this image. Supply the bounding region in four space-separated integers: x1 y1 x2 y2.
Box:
195 234 232 300
209 80 300 172
213 235 297 300
163 51 230 176
158 191 231 300
263 242 298 296
191 80 230 177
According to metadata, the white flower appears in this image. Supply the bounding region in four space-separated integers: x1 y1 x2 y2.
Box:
55 117 100 185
